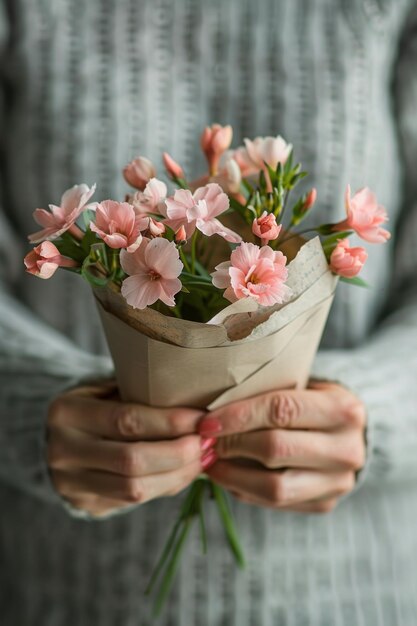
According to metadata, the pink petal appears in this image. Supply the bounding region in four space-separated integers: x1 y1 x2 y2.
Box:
121 274 162 309
158 277 182 307
230 242 261 273
120 240 150 276
38 261 59 279
197 217 242 243
32 208 59 228
145 238 183 279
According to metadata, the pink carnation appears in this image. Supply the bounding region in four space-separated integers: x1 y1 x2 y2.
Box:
90 200 143 252
252 212 282 245
335 185 390 244
329 239 368 278
212 242 291 307
165 183 241 243
232 135 292 177
24 241 78 279
120 238 183 309
28 184 96 244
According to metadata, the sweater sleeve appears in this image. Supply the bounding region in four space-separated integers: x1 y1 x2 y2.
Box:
0 8 113 505
312 3 417 487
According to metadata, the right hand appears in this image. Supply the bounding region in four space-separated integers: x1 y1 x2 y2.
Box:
47 381 211 517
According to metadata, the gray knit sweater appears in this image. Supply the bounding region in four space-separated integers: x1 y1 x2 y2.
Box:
1 1 417 624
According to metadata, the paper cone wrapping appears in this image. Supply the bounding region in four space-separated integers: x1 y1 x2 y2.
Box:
94 238 338 411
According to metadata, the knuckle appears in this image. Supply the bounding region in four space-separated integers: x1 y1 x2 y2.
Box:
267 474 287 505
264 432 293 467
339 440 366 471
117 446 144 476
174 437 199 464
341 472 356 494
113 405 142 438
342 400 367 429
124 478 145 504
215 434 240 458
167 410 189 437
268 393 302 429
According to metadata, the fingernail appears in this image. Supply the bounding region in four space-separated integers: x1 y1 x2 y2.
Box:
199 417 222 438
200 437 217 453
201 449 218 471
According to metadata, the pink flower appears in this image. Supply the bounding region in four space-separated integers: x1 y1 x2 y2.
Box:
90 200 143 252
335 185 390 244
329 239 368 278
165 183 241 243
232 136 292 177
24 241 78 279
163 152 185 180
252 212 282 245
130 178 167 216
120 238 183 309
123 156 157 190
28 184 96 243
201 124 233 175
212 242 291 306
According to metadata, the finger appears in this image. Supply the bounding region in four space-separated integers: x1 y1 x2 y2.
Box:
207 461 354 507
232 490 339 514
199 384 365 437
65 495 132 517
49 429 203 476
214 428 365 471
49 393 205 441
51 459 202 505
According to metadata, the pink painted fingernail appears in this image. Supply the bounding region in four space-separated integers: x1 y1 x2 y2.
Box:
201 437 217 453
201 449 218 471
198 417 222 438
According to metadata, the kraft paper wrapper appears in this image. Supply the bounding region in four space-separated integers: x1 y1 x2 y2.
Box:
94 238 338 410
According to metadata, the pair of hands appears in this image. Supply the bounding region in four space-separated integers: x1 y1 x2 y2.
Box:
47 380 366 517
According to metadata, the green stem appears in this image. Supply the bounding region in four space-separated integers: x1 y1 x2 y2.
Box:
277 226 320 246
179 247 191 273
191 230 199 275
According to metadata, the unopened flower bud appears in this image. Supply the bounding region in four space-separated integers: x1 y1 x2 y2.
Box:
200 124 233 175
225 158 242 194
175 225 187 244
303 188 317 212
163 152 185 180
123 156 156 190
252 211 282 245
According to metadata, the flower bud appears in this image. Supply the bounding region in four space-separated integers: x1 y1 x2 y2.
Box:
175 225 187 244
200 124 233 175
252 211 282 245
303 188 317 212
163 152 185 180
123 156 156 190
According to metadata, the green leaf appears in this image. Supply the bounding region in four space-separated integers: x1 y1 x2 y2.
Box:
211 483 245 568
340 276 369 288
80 257 109 287
321 230 352 250
80 227 100 255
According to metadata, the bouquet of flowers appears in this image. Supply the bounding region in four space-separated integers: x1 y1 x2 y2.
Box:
24 124 389 614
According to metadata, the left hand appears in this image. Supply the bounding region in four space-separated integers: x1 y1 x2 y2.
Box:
199 381 366 514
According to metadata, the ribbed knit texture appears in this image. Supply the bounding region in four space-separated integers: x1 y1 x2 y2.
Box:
1 1 417 624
